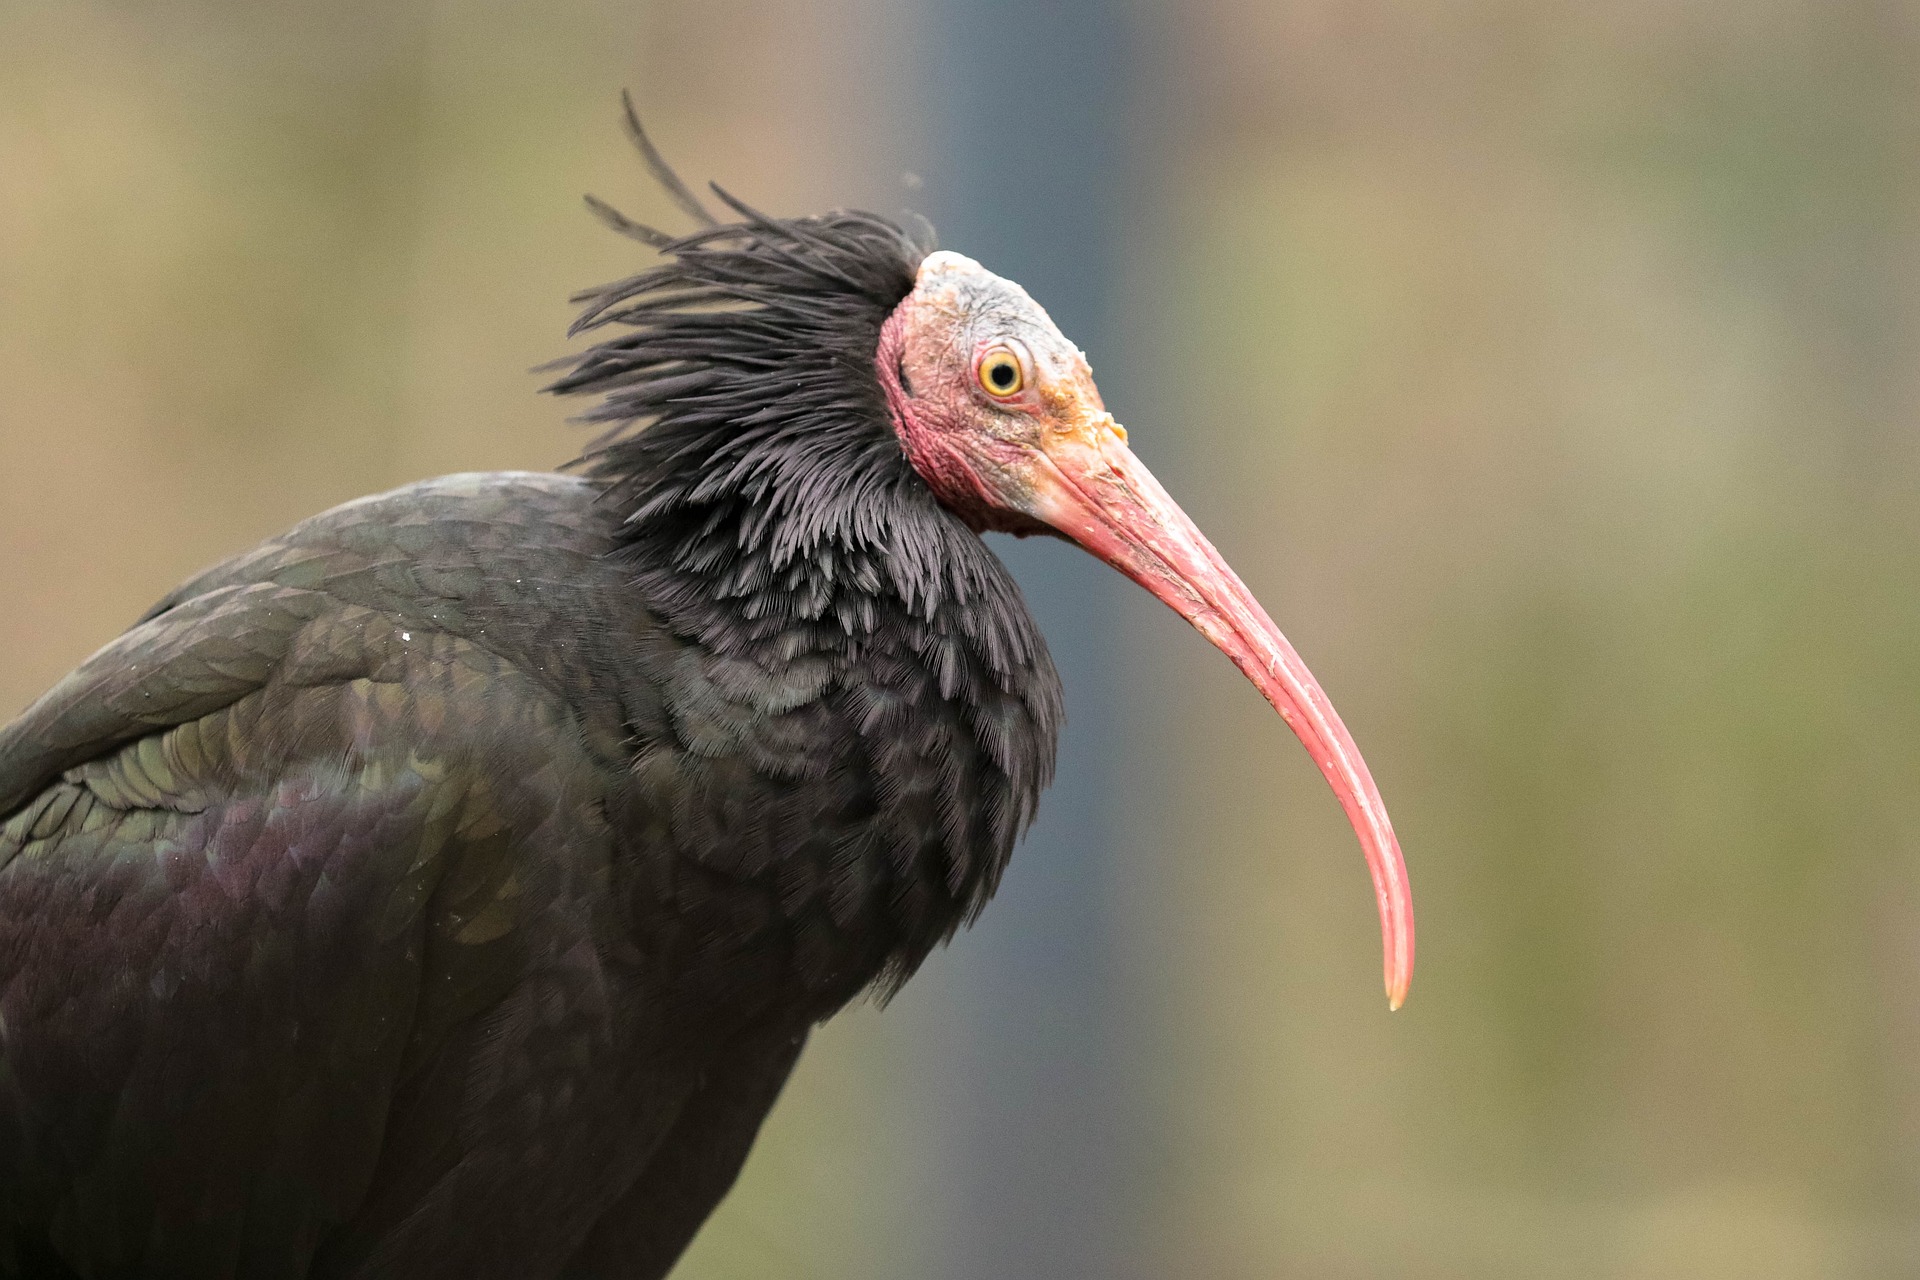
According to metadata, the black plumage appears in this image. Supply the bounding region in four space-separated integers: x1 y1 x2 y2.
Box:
0 128 1061 1276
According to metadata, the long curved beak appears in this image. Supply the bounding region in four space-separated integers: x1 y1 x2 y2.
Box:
1023 417 1414 1009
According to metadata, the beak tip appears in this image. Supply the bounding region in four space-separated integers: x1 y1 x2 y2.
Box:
1385 947 1412 1010
1387 939 1413 1011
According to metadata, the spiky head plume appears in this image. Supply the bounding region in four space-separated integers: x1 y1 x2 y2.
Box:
544 99 937 568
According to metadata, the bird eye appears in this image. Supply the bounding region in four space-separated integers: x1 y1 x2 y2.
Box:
977 348 1024 398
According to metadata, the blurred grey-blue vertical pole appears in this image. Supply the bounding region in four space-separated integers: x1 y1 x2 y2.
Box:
911 3 1144 1277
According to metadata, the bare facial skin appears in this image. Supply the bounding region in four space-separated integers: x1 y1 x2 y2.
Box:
878 250 1415 1009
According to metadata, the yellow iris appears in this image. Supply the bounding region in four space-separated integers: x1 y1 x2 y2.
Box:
978 349 1024 397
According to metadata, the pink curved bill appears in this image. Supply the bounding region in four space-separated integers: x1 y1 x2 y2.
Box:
1025 426 1414 1009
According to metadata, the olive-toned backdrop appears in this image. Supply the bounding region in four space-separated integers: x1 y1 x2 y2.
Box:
5 2 1920 1276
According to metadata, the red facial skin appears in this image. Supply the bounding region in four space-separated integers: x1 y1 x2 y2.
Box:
878 250 1415 1010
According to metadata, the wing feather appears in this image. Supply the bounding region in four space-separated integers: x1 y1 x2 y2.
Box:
0 584 617 1278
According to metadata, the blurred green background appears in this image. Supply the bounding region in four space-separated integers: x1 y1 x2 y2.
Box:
6 1 1920 1276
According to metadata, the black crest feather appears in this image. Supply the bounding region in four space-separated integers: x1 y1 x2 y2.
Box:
545 121 937 570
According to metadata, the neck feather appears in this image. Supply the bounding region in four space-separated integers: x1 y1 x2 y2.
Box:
545 197 1064 990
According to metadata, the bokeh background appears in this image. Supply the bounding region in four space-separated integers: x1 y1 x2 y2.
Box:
6 1 1920 1276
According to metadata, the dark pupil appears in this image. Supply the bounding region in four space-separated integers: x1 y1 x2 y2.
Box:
990 361 1014 388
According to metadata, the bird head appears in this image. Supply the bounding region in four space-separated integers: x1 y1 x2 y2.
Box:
880 250 1414 1010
